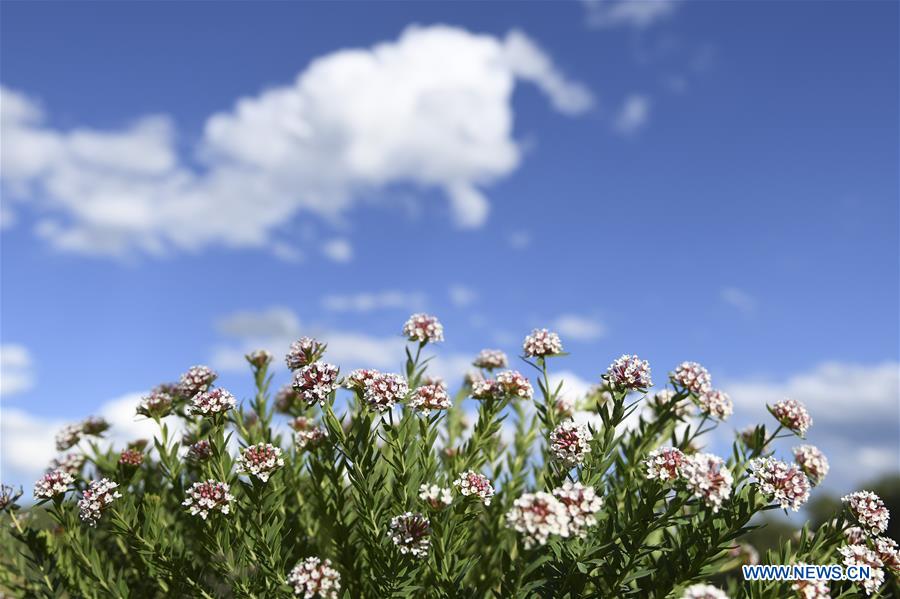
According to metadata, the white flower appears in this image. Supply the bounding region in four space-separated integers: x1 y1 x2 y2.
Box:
473 349 508 369
670 362 712 395
770 398 812 436
78 479 122 526
522 328 563 357
188 388 237 416
839 544 885 595
644 447 686 482
178 365 217 398
696 389 732 421
183 480 235 519
505 492 570 548
549 420 593 466
747 457 810 511
236 443 285 482
55 423 83 452
496 370 533 400
292 362 340 406
286 557 341 599
389 512 431 558
363 372 408 412
841 491 889 535
453 471 494 505
419 484 453 510
34 469 74 499
409 383 451 413
402 313 444 344
552 482 602 537
680 453 733 512
285 337 327 370
606 354 653 389
680 584 729 599
793 445 829 487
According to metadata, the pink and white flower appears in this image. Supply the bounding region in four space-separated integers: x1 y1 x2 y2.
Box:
402 313 444 344
552 481 602 537
286 557 341 598
285 337 327 371
770 399 812 436
606 354 653 390
236 443 284 482
409 383 451 413
34 469 74 499
670 362 712 395
78 478 122 526
183 480 235 519
842 491 889 535
419 484 453 510
189 388 237 416
839 544 885 595
473 349 508 370
747 457 811 511
178 365 217 398
550 420 593 466
292 362 340 406
793 445 829 487
697 389 732 421
644 447 686 482
681 453 733 512
389 512 431 558
363 372 408 412
522 328 563 358
505 492 570 548
497 370 533 400
453 471 494 505
680 584 729 599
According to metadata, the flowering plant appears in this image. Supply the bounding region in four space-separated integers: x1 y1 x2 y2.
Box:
0 314 896 598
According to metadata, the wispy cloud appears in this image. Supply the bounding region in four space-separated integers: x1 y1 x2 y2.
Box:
613 94 651 135
449 285 478 307
322 238 354 263
0 344 35 397
720 287 757 314
0 26 593 258
583 0 680 30
321 291 426 313
552 314 608 341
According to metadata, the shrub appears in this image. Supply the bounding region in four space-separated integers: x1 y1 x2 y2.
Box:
1 315 897 597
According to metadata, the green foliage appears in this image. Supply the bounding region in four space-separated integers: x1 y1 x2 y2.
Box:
0 335 895 598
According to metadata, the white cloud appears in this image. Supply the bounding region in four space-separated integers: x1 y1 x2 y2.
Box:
321 290 425 313
613 94 651 135
1 392 183 488
1 26 593 258
508 230 532 250
584 0 680 29
449 285 478 307
210 307 472 383
553 314 607 341
0 344 35 396
720 287 757 314
322 238 353 263
725 362 900 492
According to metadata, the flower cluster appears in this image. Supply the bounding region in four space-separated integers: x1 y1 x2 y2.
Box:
670 361 712 395
292 362 340 406
34 469 74 499
839 544 885 595
0 485 23 512
496 370 533 400
549 420 593 466
680 584 729 599
505 492 571 549
649 389 693 418
78 479 122 526
552 481 603 537
790 571 830 599
362 372 408 412
471 378 502 400
285 337 327 370
183 480 235 519
453 471 494 505
747 457 811 511
344 368 381 392
81 416 110 436
50 452 86 475
644 447 686 482
874 536 900 572
274 384 303 413
179 365 217 398
389 512 431 558
841 491 889 535
189 388 237 416
473 349 508 370
55 423 83 452
419 484 452 510
793 445 829 486
409 383 451 413
236 443 284 482
696 389 732 421
523 328 563 358
402 313 444 344
680 453 733 512
770 398 812 436
118 449 144 467
606 354 653 390
295 426 329 450
286 557 341 599
187 440 213 462
137 390 173 418
245 349 273 369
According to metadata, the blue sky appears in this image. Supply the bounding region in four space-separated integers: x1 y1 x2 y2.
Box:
1 1 898 494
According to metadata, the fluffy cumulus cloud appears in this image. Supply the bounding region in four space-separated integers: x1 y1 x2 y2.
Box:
1 393 182 488
0 343 35 396
725 362 900 492
583 0 680 29
0 26 592 258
